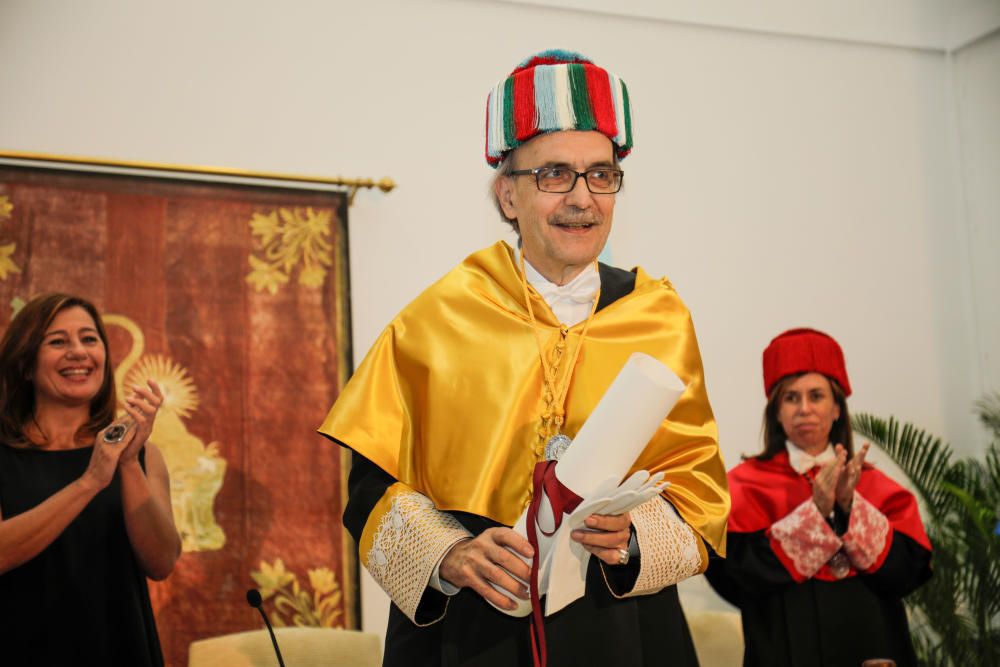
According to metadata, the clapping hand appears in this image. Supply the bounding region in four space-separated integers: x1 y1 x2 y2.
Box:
119 379 164 463
812 443 869 516
811 448 846 517
85 423 129 490
836 442 869 512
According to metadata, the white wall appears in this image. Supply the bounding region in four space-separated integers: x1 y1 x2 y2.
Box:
1 0 996 641
497 0 1000 51
952 30 1000 400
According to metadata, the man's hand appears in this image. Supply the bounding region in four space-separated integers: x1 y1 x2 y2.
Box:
836 442 869 512
812 448 846 517
571 512 632 566
439 527 533 611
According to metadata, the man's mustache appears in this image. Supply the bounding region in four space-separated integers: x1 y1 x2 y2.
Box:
550 208 602 225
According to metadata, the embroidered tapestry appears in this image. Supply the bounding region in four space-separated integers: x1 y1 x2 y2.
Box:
0 163 356 667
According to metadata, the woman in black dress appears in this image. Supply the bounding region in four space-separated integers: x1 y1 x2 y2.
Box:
0 293 180 666
706 328 932 667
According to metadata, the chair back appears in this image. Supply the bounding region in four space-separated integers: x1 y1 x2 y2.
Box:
188 626 381 667
687 610 745 667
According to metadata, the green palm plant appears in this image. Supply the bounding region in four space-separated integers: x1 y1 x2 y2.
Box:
853 392 1000 667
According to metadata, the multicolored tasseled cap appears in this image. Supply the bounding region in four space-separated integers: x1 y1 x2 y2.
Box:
485 49 633 168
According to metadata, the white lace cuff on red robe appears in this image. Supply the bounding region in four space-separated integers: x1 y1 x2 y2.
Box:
841 491 893 572
767 499 843 581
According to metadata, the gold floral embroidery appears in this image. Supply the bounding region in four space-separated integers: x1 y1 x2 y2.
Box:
0 243 20 281
245 207 333 293
0 196 20 281
246 254 289 294
104 315 227 552
250 558 344 628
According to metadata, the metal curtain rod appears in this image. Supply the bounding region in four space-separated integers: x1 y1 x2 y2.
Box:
0 150 396 205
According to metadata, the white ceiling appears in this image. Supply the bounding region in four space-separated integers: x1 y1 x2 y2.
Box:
490 0 1000 52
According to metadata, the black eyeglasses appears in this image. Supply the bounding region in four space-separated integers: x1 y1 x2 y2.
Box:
508 166 624 194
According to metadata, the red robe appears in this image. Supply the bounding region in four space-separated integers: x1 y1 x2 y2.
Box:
706 451 932 667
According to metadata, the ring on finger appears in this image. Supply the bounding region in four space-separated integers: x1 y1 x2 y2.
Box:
617 548 629 566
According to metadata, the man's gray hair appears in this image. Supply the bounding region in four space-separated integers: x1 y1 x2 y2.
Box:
490 151 520 235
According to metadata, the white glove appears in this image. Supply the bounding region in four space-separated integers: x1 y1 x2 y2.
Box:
565 470 668 531
489 470 669 617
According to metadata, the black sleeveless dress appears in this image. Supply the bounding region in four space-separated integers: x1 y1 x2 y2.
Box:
0 443 164 667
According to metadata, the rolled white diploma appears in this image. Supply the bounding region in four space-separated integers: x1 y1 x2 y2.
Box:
490 352 686 616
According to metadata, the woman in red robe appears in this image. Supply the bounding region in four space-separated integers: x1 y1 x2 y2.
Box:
706 328 932 667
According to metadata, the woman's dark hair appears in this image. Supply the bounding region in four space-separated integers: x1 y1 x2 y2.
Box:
753 372 853 461
0 293 117 445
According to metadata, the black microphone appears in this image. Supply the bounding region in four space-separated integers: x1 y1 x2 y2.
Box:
246 588 286 667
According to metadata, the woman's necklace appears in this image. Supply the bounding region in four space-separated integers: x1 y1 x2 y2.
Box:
518 248 600 461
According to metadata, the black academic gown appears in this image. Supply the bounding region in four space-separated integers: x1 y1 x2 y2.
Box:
341 264 702 667
705 454 932 667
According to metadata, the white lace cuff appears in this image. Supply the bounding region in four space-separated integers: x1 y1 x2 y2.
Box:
841 492 891 572
768 499 842 580
359 485 471 625
612 495 704 597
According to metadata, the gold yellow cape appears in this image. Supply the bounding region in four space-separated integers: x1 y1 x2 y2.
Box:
319 242 729 554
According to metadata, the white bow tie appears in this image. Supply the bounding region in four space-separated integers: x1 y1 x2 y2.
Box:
786 442 835 475
535 270 601 305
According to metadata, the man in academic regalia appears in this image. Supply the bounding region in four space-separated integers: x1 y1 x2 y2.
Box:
319 50 729 667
